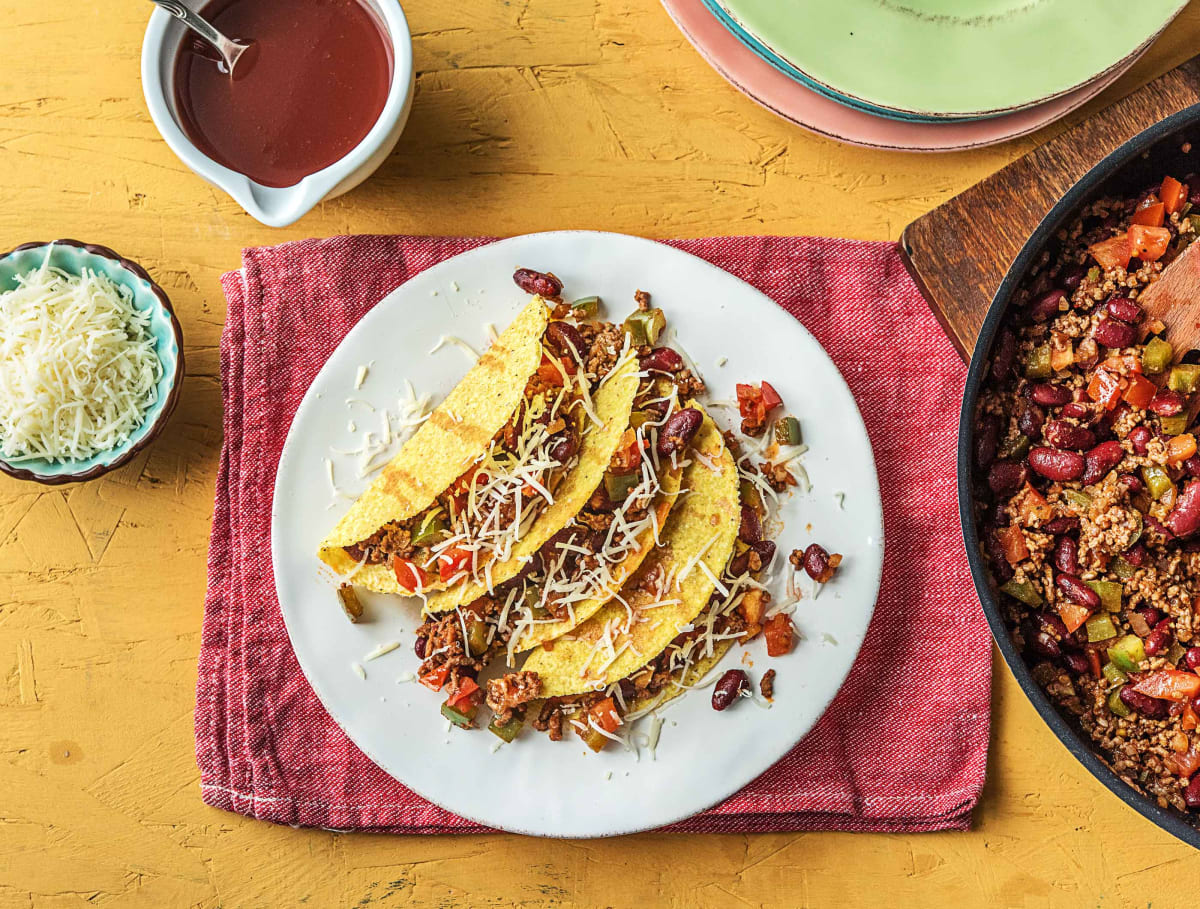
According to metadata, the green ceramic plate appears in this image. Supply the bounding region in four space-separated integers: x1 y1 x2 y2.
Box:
714 0 1188 119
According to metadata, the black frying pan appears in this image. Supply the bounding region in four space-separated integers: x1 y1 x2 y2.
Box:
959 102 1200 848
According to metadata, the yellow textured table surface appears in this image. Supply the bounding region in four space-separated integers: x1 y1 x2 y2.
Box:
5 1 1200 906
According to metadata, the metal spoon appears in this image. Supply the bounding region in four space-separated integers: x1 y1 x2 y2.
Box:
150 0 253 76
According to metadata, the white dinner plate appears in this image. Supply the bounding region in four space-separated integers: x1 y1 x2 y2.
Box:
271 231 884 837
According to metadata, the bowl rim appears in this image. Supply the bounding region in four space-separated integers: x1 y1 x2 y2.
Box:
139 0 414 227
958 102 1200 849
0 239 186 486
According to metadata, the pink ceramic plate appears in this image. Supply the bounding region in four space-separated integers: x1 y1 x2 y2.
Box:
661 0 1145 152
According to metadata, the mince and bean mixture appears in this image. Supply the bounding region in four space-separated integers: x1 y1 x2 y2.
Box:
976 172 1200 811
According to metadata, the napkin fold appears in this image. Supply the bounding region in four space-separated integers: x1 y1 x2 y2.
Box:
198 234 989 834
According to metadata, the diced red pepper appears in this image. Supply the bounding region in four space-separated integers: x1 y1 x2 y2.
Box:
437 546 472 582
610 428 643 473
996 525 1029 566
735 383 767 426
446 676 481 708
393 557 427 592
1087 368 1122 410
1184 704 1200 733
1087 648 1102 679
589 697 620 734
1089 233 1131 270
763 614 795 657
1132 669 1200 701
419 665 450 691
1129 225 1171 263
1101 354 1142 376
1132 198 1165 227
1167 744 1200 777
760 381 783 412
1011 482 1052 526
1056 601 1092 634
1122 374 1157 410
1161 176 1188 215
536 356 565 387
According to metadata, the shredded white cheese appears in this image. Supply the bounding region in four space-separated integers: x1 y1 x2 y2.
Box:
0 251 163 463
429 334 480 362
363 641 401 661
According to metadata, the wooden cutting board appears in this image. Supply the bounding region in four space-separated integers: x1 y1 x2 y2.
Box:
900 55 1200 362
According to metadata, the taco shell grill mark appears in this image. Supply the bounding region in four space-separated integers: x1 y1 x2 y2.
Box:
317 296 550 592
521 405 740 699
421 358 641 614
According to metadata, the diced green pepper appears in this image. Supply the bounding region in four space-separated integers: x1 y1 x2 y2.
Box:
1062 489 1093 513
739 478 762 511
1085 579 1123 612
1169 364 1200 394
1000 577 1042 606
466 619 489 657
1107 634 1146 673
521 586 550 619
1087 266 1101 283
1168 641 1187 666
441 701 478 728
336 584 363 623
1085 613 1118 642
1102 662 1128 686
999 434 1031 459
1127 511 1143 547
1111 557 1136 580
1142 337 1174 375
623 308 666 346
488 715 524 743
1142 465 1174 501
570 295 601 319
604 471 641 503
630 410 653 430
1190 214 1200 236
774 416 803 446
1161 414 1190 435
1024 344 1052 380
411 512 448 548
1108 687 1131 717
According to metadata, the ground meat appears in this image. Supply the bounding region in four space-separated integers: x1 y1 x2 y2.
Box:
415 612 482 687
741 410 767 437
760 669 775 699
577 508 614 533
634 289 651 311
674 368 706 400
583 323 625 380
760 460 796 492
348 522 414 564
532 699 566 741
486 671 543 724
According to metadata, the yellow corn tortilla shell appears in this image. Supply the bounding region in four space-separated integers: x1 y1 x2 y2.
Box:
422 358 640 613
318 296 549 593
511 461 684 652
522 405 740 699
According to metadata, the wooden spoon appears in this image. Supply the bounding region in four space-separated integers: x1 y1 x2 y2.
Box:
1138 239 1200 355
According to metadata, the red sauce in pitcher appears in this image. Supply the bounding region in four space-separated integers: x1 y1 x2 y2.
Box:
172 0 393 188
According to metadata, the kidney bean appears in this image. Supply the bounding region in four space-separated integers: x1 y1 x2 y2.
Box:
1030 383 1073 406
1044 516 1080 535
1030 289 1066 322
1186 775 1200 809
1167 480 1200 537
1186 648 1200 672
1129 425 1152 454
712 669 750 711
1082 440 1125 485
1144 514 1174 541
1054 536 1080 575
1105 297 1143 323
656 408 702 458
1093 318 1137 349
749 539 777 568
1043 421 1096 451
1060 402 1091 421
1145 620 1173 657
639 347 684 373
1018 404 1045 438
985 532 1014 583
990 330 1017 383
1120 686 1169 718
513 267 563 297
1123 542 1148 567
1185 456 1200 479
1150 389 1186 416
1118 473 1144 494
738 505 762 544
414 636 427 659
1063 651 1090 674
975 414 1000 469
1136 605 1164 627
1029 447 1086 481
550 434 578 463
1037 611 1070 639
1056 573 1100 610
802 544 839 582
545 320 585 358
1061 266 1085 292
1030 631 1062 660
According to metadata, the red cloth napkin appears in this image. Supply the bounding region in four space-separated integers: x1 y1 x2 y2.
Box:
199 234 989 834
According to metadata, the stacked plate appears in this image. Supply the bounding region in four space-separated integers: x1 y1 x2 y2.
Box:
663 0 1188 151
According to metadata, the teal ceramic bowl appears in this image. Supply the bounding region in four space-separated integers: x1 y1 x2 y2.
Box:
0 240 184 484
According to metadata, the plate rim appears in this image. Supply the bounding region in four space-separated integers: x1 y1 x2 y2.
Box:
270 230 885 837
